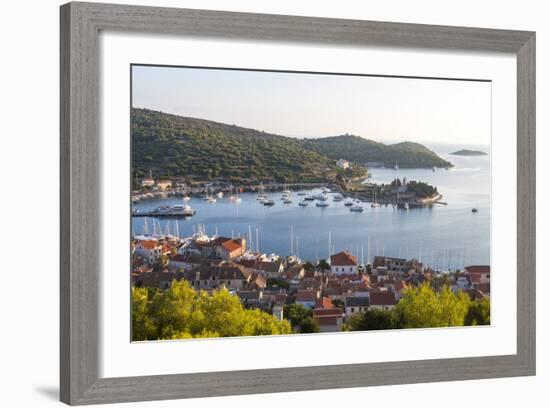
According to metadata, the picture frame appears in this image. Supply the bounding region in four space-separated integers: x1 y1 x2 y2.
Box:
60 2 536 405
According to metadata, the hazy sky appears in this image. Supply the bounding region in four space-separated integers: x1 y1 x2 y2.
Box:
132 65 491 146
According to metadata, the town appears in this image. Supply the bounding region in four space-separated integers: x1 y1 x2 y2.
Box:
132 224 490 336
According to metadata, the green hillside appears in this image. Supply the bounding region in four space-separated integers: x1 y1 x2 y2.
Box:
132 109 452 183
301 135 452 169
132 108 337 183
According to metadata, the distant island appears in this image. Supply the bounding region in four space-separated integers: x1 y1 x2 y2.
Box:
132 108 453 184
450 149 487 156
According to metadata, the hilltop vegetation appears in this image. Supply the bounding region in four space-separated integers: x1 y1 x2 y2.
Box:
132 108 452 182
132 108 336 183
302 135 452 169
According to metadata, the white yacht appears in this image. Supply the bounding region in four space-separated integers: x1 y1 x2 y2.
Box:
316 201 329 207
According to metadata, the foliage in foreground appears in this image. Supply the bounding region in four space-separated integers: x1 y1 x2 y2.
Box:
132 280 291 341
346 284 489 331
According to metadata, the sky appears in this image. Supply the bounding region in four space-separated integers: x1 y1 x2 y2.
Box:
132 65 491 146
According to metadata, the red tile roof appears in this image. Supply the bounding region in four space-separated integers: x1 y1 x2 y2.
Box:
296 290 319 302
370 291 396 306
138 240 159 250
315 296 333 309
313 308 343 317
330 251 358 266
221 239 243 253
465 265 490 274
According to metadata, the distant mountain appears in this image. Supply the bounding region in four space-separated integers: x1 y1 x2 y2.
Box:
132 109 453 183
450 149 487 156
132 108 337 183
301 135 452 169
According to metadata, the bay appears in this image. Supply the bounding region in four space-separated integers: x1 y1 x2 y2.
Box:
132 143 490 271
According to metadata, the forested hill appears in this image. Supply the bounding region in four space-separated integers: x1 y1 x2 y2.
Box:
301 135 452 169
132 108 336 183
132 108 452 182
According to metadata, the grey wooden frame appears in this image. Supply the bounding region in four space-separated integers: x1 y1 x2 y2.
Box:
60 1 536 405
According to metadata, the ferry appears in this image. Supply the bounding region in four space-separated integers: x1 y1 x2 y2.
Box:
316 201 329 207
350 205 364 212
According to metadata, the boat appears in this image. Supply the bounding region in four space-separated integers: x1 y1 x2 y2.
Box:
332 193 344 202
404 203 409 210
182 195 191 202
283 198 293 204
298 200 308 207
304 195 315 201
297 192 306 196
263 199 275 206
170 204 196 216
344 201 354 207
281 192 290 200
207 197 217 203
321 187 331 193
393 161 399 170
371 189 380 208
432 166 436 172
313 193 327 201
256 183 267 201
316 201 329 207
350 205 364 212
472 208 478 213
216 191 224 199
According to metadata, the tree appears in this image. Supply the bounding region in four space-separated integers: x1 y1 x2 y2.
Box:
303 261 315 273
299 317 320 333
317 259 330 281
465 298 490 326
131 280 291 341
284 303 312 329
396 283 470 328
131 287 155 340
346 309 401 331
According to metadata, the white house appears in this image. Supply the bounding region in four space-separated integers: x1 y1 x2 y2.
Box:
135 240 163 264
330 251 358 275
336 158 350 170
344 296 370 319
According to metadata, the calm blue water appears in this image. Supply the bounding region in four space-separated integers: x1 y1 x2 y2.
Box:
132 144 490 271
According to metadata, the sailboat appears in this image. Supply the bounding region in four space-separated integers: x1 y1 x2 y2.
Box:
234 187 242 204
182 186 191 202
393 161 399 170
371 189 380 208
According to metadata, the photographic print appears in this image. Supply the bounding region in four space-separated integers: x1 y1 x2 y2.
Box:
130 65 491 341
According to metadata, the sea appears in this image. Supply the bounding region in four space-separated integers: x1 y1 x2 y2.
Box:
132 143 490 271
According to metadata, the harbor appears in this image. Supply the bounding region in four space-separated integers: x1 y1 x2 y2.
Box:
131 146 490 271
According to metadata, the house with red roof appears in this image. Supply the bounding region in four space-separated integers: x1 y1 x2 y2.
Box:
369 291 397 310
465 265 490 285
313 308 344 332
330 251 358 275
